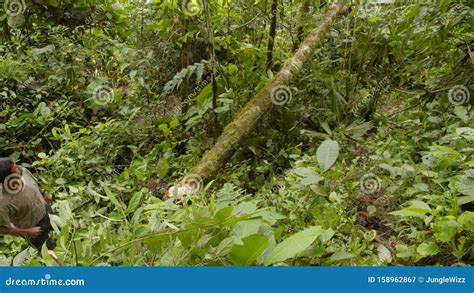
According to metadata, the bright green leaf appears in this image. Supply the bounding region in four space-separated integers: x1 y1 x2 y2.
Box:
316 140 339 172
264 226 323 265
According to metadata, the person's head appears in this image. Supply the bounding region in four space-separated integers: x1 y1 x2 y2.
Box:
0 158 22 183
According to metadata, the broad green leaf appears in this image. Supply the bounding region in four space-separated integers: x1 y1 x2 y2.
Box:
13 248 33 266
49 214 62 233
377 245 392 264
389 200 431 218
196 83 213 106
234 201 257 216
252 209 286 225
458 212 474 232
328 251 355 262
389 210 426 218
429 146 462 162
101 183 125 211
127 191 143 213
291 167 323 186
409 200 432 211
231 220 262 242
456 127 474 140
453 107 468 123
458 195 474 205
457 178 474 196
416 242 439 257
57 224 70 250
395 244 415 258
156 159 169 177
158 124 170 136
55 178 67 185
214 206 234 223
264 226 323 265
316 140 339 172
318 228 335 243
144 235 168 254
432 216 460 243
229 234 269 265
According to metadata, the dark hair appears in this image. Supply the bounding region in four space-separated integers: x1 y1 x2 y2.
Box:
0 157 14 183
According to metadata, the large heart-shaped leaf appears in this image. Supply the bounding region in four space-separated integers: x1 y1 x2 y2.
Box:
316 140 339 172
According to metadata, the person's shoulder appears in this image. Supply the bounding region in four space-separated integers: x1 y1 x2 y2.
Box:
22 168 37 181
21 168 41 189
22 167 34 177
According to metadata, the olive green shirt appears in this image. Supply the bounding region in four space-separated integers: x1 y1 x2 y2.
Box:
0 168 46 229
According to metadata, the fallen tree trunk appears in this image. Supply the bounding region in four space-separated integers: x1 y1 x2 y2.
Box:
177 0 348 191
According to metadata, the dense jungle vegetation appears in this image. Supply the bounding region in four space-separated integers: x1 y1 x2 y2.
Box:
0 0 473 266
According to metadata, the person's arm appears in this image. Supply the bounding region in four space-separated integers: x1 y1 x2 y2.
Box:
0 226 43 238
0 207 42 239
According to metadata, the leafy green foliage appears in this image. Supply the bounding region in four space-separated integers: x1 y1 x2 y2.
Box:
264 226 324 266
0 0 472 267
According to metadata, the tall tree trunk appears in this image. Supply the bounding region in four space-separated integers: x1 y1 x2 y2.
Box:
180 0 347 187
266 0 279 71
204 0 220 139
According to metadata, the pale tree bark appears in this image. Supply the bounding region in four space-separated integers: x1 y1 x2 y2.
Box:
170 0 348 198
